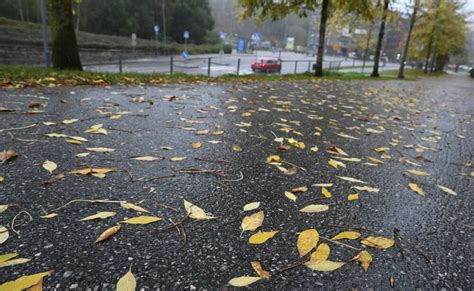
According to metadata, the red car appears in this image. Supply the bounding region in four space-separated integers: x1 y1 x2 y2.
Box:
251 59 281 73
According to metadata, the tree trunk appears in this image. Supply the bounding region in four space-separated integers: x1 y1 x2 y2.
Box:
371 0 389 77
75 1 80 31
18 0 24 21
423 35 433 74
48 0 82 70
314 0 329 77
398 0 418 78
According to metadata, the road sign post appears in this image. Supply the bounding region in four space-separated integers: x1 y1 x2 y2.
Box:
184 31 190 53
154 25 160 56
131 33 136 54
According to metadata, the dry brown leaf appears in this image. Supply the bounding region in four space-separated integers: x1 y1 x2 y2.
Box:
95 225 121 243
250 261 270 279
354 250 372 272
0 149 17 163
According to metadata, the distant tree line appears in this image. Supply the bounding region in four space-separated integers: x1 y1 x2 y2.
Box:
0 0 216 44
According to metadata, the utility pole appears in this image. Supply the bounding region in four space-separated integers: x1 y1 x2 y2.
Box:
162 0 167 45
39 0 50 67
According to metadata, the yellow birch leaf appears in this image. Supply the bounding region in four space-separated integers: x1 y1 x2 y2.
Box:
353 186 379 192
354 250 372 272
228 276 261 287
305 260 345 271
122 216 161 225
233 144 242 152
331 231 361 240
0 253 18 263
0 258 30 268
284 191 297 202
0 205 7 214
337 176 367 184
313 183 333 187
62 119 79 124
297 229 319 257
250 261 270 279
65 139 82 145
249 231 279 244
408 183 425 196
348 193 360 201
130 156 162 161
241 211 264 232
266 155 280 163
0 176 4 183
95 225 121 243
120 202 149 213
310 146 319 152
299 204 329 213
436 185 457 196
40 213 58 219
310 243 330 261
406 169 430 176
79 211 116 221
328 159 346 169
0 225 9 244
42 160 57 174
243 202 260 212
68 136 88 142
367 156 384 164
184 200 216 220
192 142 202 149
86 147 115 153
170 156 186 161
0 271 52 290
116 267 136 291
361 236 395 249
321 187 332 198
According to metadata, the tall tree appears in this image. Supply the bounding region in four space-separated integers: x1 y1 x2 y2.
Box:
238 0 373 77
48 0 82 69
371 0 390 77
398 0 419 78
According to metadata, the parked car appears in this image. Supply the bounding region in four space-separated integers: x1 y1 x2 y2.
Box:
251 59 281 73
470 67 474 78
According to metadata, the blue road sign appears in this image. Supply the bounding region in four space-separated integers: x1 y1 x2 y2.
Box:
237 38 246 52
251 32 261 42
181 50 189 59
154 25 160 34
184 31 190 39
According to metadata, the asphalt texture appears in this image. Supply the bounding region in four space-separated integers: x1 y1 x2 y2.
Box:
0 75 473 289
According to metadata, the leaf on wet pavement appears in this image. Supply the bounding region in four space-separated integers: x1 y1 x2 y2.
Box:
310 243 330 262
228 276 261 287
243 202 260 211
0 149 17 163
305 260 345 272
408 183 425 196
0 205 8 214
331 231 361 240
84 124 108 135
248 231 278 244
0 225 9 244
328 159 346 169
122 216 162 225
299 204 329 213
79 211 116 221
284 191 297 202
266 155 280 163
436 185 457 196
184 200 216 220
0 257 31 268
120 202 149 213
321 187 332 198
406 169 430 176
40 213 58 219
130 156 162 161
95 225 121 243
0 253 18 263
354 250 372 272
42 160 57 174
116 266 136 291
241 211 264 232
0 270 52 290
86 147 115 153
337 176 367 184
69 167 115 177
347 193 360 201
361 236 395 249
327 146 349 156
352 186 379 193
170 156 186 161
297 229 319 257
192 142 202 149
250 261 270 279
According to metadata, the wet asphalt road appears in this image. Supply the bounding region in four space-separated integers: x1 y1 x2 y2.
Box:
0 75 473 289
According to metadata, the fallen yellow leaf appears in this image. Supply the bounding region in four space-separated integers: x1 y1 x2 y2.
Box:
79 211 116 221
116 266 136 291
241 211 264 232
348 193 360 201
408 183 425 196
299 204 329 213
331 231 361 240
361 236 395 249
122 216 161 225
310 243 330 262
250 261 270 279
305 260 345 271
354 250 372 272
42 160 57 174
228 276 261 287
120 202 149 213
284 191 297 202
243 202 260 211
406 169 430 176
95 225 121 243
0 271 52 290
321 187 332 198
184 200 216 220
328 159 346 169
249 231 279 244
436 185 457 196
297 229 319 257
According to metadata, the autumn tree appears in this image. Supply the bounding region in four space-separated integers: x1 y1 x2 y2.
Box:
398 0 420 78
48 0 82 70
410 0 466 72
238 0 373 77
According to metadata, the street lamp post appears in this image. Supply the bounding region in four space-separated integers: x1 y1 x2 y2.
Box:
162 0 166 45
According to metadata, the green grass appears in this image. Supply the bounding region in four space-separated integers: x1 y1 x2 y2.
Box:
382 68 446 79
0 66 444 88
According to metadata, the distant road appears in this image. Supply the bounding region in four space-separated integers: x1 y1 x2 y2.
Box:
84 50 399 76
